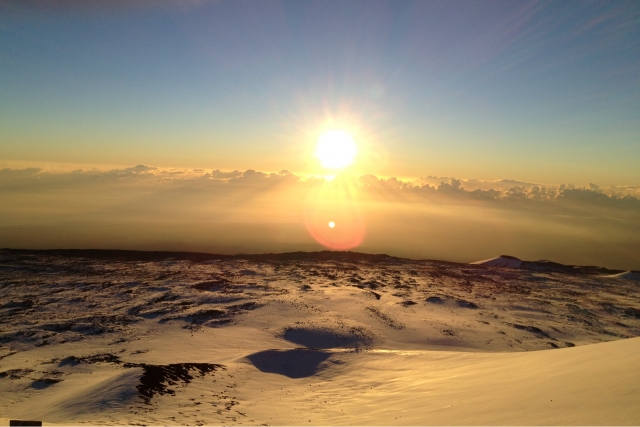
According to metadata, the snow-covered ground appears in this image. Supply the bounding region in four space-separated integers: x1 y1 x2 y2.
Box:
1 249 639 425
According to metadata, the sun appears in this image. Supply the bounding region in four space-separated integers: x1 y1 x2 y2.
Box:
315 130 357 169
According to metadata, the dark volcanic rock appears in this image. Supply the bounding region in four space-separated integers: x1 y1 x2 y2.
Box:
129 363 224 404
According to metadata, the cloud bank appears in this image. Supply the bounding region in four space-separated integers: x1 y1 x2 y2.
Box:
1 166 639 269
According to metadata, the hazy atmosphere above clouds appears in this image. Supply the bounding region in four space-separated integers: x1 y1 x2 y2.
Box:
1 166 638 269
1 0 639 268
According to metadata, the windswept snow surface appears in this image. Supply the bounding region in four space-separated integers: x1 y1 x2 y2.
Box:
1 249 639 425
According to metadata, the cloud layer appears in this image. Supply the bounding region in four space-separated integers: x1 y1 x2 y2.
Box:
1 166 639 269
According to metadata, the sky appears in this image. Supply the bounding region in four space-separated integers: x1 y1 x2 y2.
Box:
1 0 639 268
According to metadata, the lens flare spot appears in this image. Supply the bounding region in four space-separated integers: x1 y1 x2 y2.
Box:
304 183 365 251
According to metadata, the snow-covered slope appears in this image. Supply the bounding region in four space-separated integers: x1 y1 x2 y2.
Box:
1 249 639 425
607 270 640 281
471 255 523 268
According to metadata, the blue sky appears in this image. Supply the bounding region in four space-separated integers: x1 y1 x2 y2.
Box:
1 0 640 265
1 0 638 184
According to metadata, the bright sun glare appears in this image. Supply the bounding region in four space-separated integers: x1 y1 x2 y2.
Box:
315 130 357 169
